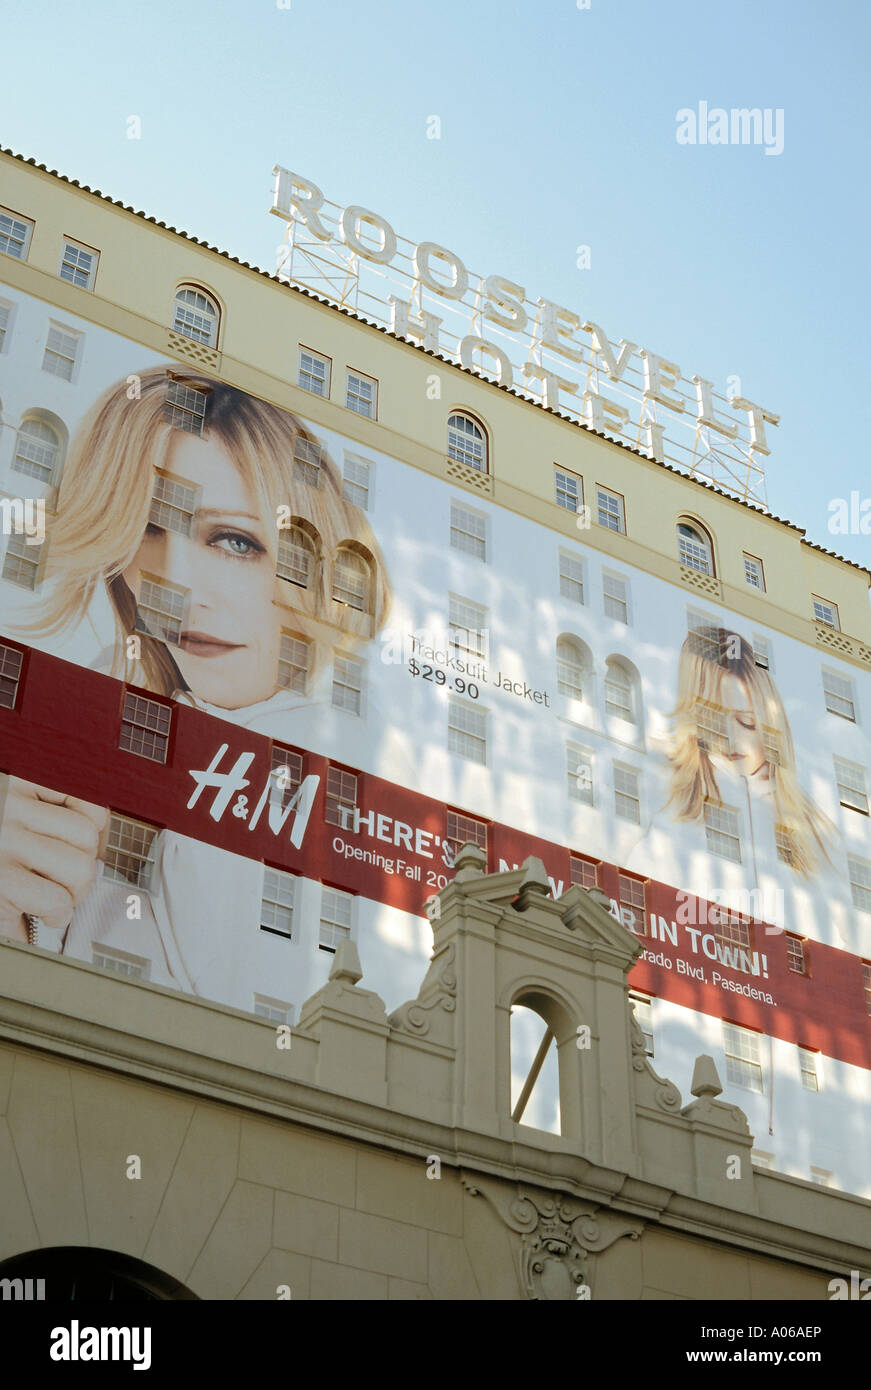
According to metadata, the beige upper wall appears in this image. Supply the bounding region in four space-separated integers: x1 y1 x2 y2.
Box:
2 151 869 648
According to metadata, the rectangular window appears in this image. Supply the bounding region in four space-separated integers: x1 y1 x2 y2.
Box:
596 485 626 534
448 699 486 765
785 933 807 974
345 369 377 418
605 668 633 721
446 809 488 858
136 577 187 646
450 502 487 560
849 858 871 913
0 207 34 260
603 572 629 623
293 435 323 488
149 472 196 537
723 1022 763 1093
449 595 488 660
775 824 797 867
13 425 57 484
686 609 721 662
823 669 856 721
325 766 358 828
752 636 772 672
813 596 840 630
277 632 310 694
320 886 353 952
704 802 742 862
260 866 295 938
555 467 582 513
863 961 871 1015
269 745 303 809
92 945 149 980
559 551 584 604
715 916 752 953
696 701 730 756
342 454 371 510
570 854 600 890
567 747 594 805
0 301 10 351
119 691 171 764
2 535 42 590
834 757 869 814
254 994 294 1024
332 654 363 715
798 1046 819 1092
618 873 647 935
298 348 330 397
0 642 24 709
743 554 765 591
102 814 158 891
629 992 654 1056
164 379 208 435
42 324 80 381
59 239 98 290
613 764 640 823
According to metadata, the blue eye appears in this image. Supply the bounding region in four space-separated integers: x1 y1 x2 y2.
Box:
210 529 265 559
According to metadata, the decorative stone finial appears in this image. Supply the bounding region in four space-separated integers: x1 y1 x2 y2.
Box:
587 888 612 911
690 1054 723 1099
453 842 487 879
329 938 363 985
518 857 551 896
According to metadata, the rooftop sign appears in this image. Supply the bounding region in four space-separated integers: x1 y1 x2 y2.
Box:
271 166 777 507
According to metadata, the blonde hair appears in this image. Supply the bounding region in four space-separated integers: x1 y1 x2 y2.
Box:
667 627 834 877
32 365 392 696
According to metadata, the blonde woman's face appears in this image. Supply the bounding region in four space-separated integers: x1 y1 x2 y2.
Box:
122 433 282 709
709 672 768 779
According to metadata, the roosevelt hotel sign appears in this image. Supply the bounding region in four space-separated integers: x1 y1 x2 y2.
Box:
271 165 777 508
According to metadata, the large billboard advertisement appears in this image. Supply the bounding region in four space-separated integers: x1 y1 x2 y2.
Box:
1 284 871 1064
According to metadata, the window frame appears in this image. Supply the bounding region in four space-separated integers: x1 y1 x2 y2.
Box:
722 1021 764 1094
617 872 647 934
447 411 488 473
345 367 378 419
58 237 100 291
448 697 487 765
849 858 871 914
448 593 489 660
567 745 594 805
277 631 311 695
554 466 583 514
677 518 715 576
298 346 331 398
0 206 34 261
822 667 856 722
172 285 220 348
2 533 44 591
332 651 365 716
596 485 626 535
834 756 869 815
260 864 296 939
812 595 840 630
445 808 488 859
324 764 359 828
135 574 188 647
602 570 630 624
0 640 25 710
558 550 585 605
613 762 641 824
41 321 82 382
450 500 487 561
704 801 742 863
342 453 372 510
319 885 354 953
785 933 808 976
743 553 765 592
102 813 159 893
164 376 209 436
118 689 173 765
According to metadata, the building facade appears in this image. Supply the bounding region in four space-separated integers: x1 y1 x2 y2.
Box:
0 147 870 1239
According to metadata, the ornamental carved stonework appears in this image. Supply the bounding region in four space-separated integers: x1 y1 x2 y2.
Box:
389 942 457 1038
462 1177 643 1301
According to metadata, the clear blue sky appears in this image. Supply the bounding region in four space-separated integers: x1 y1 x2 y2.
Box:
2 0 869 566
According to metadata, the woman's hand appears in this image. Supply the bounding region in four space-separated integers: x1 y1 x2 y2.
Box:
0 778 108 942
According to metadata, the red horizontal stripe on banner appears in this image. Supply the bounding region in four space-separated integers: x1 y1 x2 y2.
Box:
1 642 870 1070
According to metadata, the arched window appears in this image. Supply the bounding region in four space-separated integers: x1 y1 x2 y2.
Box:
277 524 316 588
677 520 714 575
332 546 371 612
556 635 590 702
447 412 487 472
13 417 60 485
172 286 220 347
508 988 582 1140
604 657 636 723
